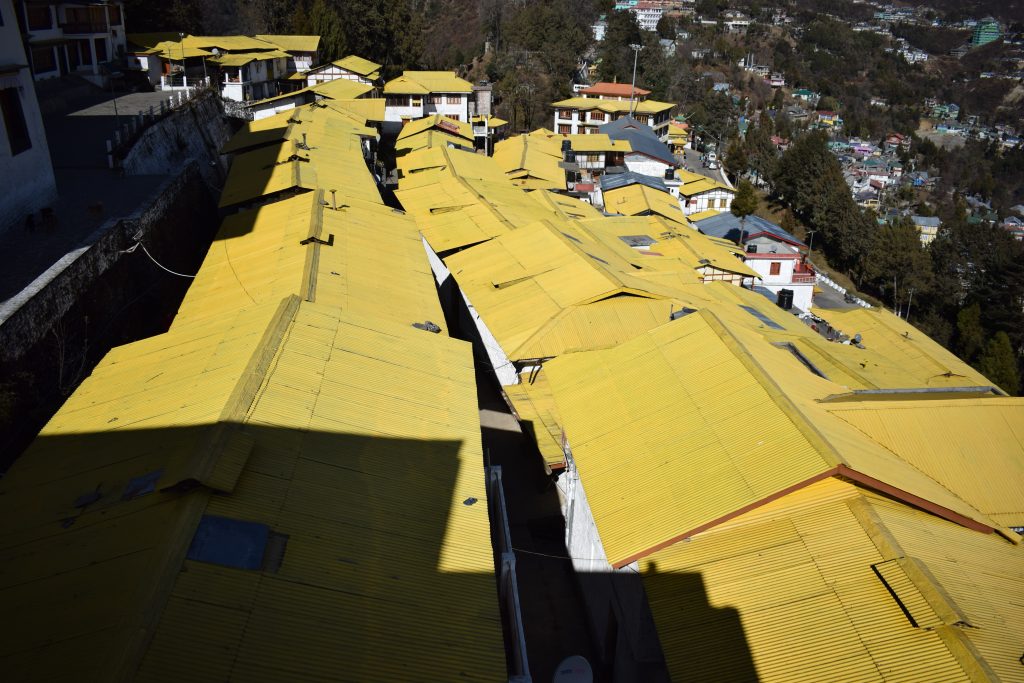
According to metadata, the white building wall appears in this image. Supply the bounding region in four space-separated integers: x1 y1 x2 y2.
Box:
0 0 57 234
681 188 733 214
623 153 671 178
250 100 296 120
747 258 814 311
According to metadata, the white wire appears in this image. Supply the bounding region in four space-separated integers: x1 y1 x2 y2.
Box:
134 243 197 278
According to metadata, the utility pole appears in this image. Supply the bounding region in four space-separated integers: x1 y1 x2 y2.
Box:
805 228 816 256
628 43 643 116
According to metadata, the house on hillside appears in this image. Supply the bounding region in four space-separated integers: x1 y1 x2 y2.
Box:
127 34 295 101
552 82 675 140
298 54 380 89
18 0 127 86
911 215 941 245
672 169 735 216
599 116 677 178
693 212 816 310
383 70 473 135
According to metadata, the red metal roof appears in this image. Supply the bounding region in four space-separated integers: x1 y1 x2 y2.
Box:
581 82 651 98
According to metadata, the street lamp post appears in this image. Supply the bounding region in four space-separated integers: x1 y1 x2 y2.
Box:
628 43 643 116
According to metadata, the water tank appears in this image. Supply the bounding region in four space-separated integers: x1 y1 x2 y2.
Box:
561 139 571 152
777 289 794 310
553 656 593 683
664 167 675 180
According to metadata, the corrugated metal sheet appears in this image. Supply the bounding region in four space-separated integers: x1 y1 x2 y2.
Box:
828 400 1024 527
137 305 504 682
641 478 978 682
603 184 689 226
383 70 473 94
503 370 566 470
546 311 831 567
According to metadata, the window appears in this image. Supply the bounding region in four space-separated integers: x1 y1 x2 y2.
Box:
93 37 107 62
109 5 122 25
429 94 444 104
558 124 571 135
1 87 32 156
31 47 57 74
590 110 605 122
446 114 459 121
558 109 572 120
411 96 422 106
446 95 461 104
385 95 409 107
26 5 51 30
769 262 781 275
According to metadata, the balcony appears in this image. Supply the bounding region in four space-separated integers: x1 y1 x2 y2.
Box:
60 21 108 34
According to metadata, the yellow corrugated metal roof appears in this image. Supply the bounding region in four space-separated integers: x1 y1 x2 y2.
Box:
211 49 290 67
811 306 994 389
1 84 504 681
503 371 567 470
178 192 445 333
218 106 379 209
546 310 833 567
147 40 215 58
552 96 675 114
254 34 321 52
395 129 469 156
471 115 508 127
309 76 374 100
640 477 1019 682
680 176 732 196
183 35 277 52
565 134 631 153
603 184 688 225
384 71 473 94
0 299 292 679
492 134 564 189
332 55 382 78
218 142 315 208
686 208 720 222
136 304 504 682
826 399 1024 527
398 114 474 142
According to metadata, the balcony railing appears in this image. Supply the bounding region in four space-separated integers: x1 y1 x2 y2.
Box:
60 21 108 34
792 273 817 284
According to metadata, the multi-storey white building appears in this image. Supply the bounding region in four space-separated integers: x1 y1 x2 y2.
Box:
552 82 674 140
17 1 127 86
613 1 665 32
383 71 472 136
1 0 57 233
693 212 816 311
303 55 381 87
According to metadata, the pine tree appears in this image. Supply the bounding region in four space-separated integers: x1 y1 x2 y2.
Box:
731 180 759 245
978 332 1020 396
955 303 984 363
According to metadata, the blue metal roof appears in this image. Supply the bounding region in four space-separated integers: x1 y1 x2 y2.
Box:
694 212 806 247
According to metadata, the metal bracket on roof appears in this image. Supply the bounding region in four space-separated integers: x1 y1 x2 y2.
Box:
300 233 334 246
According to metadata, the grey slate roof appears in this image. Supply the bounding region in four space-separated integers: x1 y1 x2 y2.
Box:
598 171 668 193
694 212 806 247
598 116 676 166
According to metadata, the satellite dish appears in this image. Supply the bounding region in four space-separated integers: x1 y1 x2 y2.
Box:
552 655 592 683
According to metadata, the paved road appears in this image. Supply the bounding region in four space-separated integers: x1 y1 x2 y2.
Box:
677 145 732 187
0 87 172 305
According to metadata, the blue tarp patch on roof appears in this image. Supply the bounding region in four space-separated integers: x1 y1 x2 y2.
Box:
187 515 270 570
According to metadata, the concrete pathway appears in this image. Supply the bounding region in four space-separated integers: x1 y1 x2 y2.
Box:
0 86 171 305
476 370 598 682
